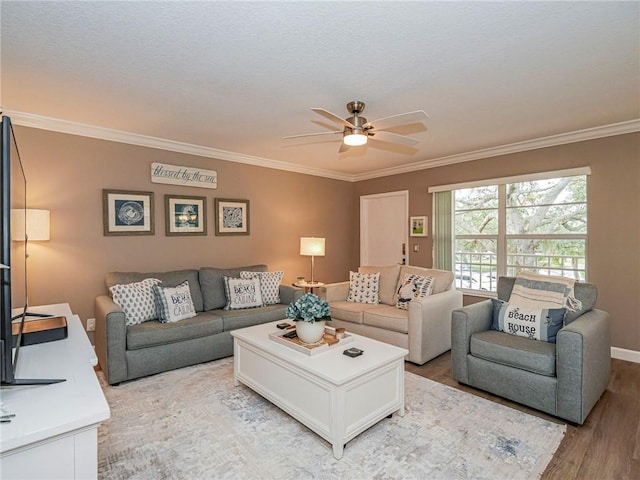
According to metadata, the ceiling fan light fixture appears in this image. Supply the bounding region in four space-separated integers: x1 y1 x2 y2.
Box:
343 132 367 146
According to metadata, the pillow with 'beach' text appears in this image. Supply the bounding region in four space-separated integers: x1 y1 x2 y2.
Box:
223 276 263 310
491 298 566 343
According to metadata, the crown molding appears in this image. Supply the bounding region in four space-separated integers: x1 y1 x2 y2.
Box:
2 110 354 182
352 119 640 181
3 109 638 183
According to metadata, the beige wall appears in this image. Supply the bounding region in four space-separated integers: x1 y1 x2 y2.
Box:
355 133 640 352
13 126 640 352
15 126 358 333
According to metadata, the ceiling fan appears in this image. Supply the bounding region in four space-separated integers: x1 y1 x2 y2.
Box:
283 101 428 152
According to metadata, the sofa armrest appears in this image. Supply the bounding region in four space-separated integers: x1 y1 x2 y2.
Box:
318 281 350 303
450 300 494 384
279 284 303 305
556 308 610 424
95 295 128 385
406 288 463 365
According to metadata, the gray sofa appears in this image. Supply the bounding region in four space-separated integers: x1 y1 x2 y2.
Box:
451 276 610 424
95 265 302 385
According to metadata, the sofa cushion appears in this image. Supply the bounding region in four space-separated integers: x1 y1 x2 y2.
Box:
363 305 409 334
200 265 267 310
219 304 290 332
110 278 161 326
490 298 565 343
470 330 557 376
153 281 197 323
126 311 223 350
347 271 380 304
106 269 204 312
327 300 380 325
398 266 454 295
240 270 284 305
396 274 434 310
358 265 400 305
223 276 263 310
497 276 597 324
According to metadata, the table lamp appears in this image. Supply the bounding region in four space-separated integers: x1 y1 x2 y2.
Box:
300 237 325 285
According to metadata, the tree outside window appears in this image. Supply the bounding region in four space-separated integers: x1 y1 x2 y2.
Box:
452 175 587 292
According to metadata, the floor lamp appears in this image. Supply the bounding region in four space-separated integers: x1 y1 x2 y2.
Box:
11 209 52 318
300 237 325 285
11 209 51 243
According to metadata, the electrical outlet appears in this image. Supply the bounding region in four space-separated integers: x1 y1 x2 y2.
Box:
86 318 96 332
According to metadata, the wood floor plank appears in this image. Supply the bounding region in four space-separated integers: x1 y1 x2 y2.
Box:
406 352 640 480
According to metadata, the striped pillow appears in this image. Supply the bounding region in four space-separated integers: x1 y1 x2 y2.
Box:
510 271 582 312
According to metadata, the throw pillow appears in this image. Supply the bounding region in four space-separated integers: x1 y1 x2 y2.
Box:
509 271 582 312
347 271 380 304
491 298 566 343
152 281 197 323
223 276 263 310
239 270 284 305
109 278 162 326
395 274 434 310
358 265 400 305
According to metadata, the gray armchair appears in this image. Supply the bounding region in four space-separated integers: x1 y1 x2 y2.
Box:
451 277 610 424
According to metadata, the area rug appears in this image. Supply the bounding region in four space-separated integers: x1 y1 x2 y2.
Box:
97 357 565 480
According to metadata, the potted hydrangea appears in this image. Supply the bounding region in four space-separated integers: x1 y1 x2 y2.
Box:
286 293 331 343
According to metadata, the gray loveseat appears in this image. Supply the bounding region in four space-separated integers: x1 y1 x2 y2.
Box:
320 265 463 365
451 276 610 424
95 265 302 385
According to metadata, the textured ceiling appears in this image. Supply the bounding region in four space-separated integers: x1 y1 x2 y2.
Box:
1 1 639 180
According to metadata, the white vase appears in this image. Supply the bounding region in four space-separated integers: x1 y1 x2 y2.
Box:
296 320 325 344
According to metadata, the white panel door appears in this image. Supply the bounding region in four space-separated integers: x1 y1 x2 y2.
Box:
360 191 409 266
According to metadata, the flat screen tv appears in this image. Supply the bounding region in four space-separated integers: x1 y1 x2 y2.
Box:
0 115 63 385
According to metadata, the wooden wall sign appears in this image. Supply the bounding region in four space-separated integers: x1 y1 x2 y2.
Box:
151 162 217 189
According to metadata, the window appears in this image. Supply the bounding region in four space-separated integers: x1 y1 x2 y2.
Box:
432 169 588 293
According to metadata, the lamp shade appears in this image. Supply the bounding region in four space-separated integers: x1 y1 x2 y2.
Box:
11 209 50 241
300 237 325 257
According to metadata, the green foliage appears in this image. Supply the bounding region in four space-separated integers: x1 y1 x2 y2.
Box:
454 175 587 283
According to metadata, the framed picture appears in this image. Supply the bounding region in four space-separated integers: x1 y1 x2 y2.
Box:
165 194 207 236
215 198 250 236
103 189 154 236
410 216 428 237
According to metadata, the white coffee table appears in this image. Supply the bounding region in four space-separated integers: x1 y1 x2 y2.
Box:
231 321 408 459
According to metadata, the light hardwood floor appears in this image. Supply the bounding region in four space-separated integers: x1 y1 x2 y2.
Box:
405 353 640 480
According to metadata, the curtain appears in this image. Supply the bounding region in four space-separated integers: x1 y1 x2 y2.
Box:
432 191 453 271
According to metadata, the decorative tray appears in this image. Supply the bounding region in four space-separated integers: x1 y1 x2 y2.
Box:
269 324 353 356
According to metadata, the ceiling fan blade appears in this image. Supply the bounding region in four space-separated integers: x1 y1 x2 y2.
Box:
311 108 353 128
369 130 419 146
364 110 428 131
282 131 342 140
338 142 349 153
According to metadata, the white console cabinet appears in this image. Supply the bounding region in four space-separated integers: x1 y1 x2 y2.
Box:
0 304 110 479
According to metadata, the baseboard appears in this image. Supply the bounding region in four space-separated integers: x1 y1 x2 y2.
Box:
611 347 640 364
